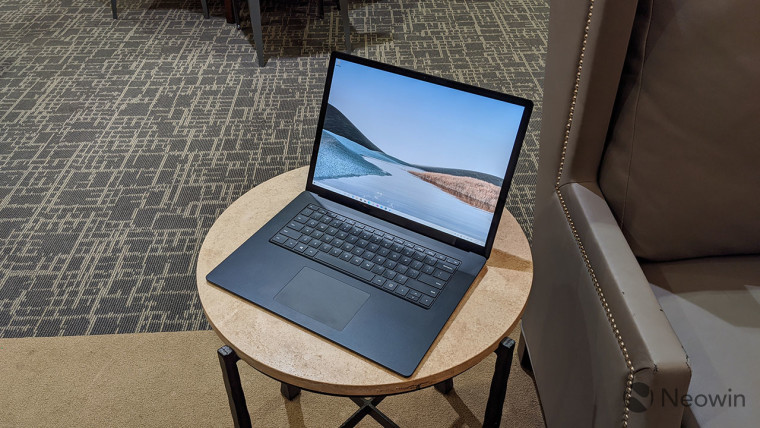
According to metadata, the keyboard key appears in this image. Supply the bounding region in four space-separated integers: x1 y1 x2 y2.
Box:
295 243 308 253
407 280 440 297
311 212 323 220
388 252 401 261
395 265 408 274
360 231 372 240
295 215 309 223
341 243 355 252
378 247 390 256
330 247 342 257
419 295 434 307
287 221 304 231
372 276 386 287
350 256 363 265
422 265 435 275
371 265 385 275
340 252 352 261
411 260 424 270
301 208 314 216
381 239 393 248
383 260 397 269
299 235 311 244
446 257 461 266
311 230 324 239
412 251 425 261
271 234 287 244
304 247 318 257
302 226 315 235
400 256 412 265
418 274 446 289
316 223 328 232
424 255 437 265
383 281 398 291
383 270 397 280
284 238 297 248
407 269 420 279
326 227 338 235
373 256 386 265
362 251 375 260
436 261 456 274
367 243 380 252
352 247 364 256
402 247 414 257
346 235 359 244
361 260 375 271
395 274 408 285
433 269 451 281
319 243 332 252
406 290 421 302
395 285 410 296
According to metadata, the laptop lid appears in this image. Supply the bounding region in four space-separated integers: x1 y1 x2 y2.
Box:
306 52 532 258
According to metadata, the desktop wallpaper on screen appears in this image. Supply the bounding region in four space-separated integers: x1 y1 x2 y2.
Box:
313 59 525 246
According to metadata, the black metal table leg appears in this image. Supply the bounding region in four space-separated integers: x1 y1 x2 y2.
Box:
483 337 516 428
434 378 454 394
218 346 252 428
338 0 351 52
341 397 398 428
280 382 301 400
247 0 265 66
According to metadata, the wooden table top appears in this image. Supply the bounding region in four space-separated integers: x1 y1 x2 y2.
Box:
197 167 533 396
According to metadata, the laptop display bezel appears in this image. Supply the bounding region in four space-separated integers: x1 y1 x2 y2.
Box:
306 52 533 258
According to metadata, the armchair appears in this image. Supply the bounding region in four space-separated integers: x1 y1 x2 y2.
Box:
520 0 760 426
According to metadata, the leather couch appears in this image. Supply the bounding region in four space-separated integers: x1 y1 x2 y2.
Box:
519 0 760 426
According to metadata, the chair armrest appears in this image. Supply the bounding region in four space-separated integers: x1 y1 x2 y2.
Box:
522 182 691 427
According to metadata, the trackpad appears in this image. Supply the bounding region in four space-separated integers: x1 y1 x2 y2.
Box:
275 267 369 331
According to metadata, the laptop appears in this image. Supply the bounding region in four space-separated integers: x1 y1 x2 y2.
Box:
206 52 532 377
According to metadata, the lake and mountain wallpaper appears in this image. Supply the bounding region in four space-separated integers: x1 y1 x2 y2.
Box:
313 59 526 245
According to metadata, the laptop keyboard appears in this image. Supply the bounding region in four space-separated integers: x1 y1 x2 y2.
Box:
270 204 461 309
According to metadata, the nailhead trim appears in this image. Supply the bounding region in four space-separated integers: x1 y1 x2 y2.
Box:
553 1 634 426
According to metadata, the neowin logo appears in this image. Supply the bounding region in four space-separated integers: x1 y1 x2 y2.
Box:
629 382 746 413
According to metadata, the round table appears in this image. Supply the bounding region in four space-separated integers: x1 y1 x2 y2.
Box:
197 167 533 427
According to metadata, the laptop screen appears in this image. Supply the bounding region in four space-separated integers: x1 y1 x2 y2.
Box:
310 54 530 248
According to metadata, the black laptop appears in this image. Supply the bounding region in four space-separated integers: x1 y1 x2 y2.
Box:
206 52 532 377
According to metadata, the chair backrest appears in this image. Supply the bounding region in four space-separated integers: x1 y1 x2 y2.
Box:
597 0 760 261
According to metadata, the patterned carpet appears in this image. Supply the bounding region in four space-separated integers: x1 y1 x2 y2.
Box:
0 0 548 338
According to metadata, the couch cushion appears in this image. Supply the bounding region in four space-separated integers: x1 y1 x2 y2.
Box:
598 0 760 261
642 256 760 427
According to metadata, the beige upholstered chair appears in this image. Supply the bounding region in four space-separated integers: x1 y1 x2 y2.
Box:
519 0 760 426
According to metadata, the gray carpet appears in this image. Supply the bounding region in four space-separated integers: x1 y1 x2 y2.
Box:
0 0 548 338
